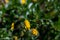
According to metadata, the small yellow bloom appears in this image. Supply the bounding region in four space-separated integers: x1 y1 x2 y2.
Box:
31 28 38 36
5 0 9 3
13 36 18 40
11 22 14 30
21 0 26 4
24 19 30 30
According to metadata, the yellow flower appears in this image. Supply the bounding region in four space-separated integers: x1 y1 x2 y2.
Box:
24 19 30 30
5 0 9 3
13 36 18 40
11 22 14 30
21 0 26 4
31 28 38 36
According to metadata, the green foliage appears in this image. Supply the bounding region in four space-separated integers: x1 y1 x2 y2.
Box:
0 0 60 40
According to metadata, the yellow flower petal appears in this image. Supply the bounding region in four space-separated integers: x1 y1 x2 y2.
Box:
21 0 26 4
11 22 14 30
31 28 38 36
24 19 30 30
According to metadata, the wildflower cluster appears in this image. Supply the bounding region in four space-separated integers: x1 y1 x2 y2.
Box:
0 0 60 40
